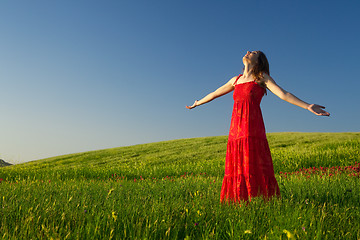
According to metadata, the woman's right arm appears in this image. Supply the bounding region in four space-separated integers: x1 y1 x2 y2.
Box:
186 76 237 109
263 73 330 116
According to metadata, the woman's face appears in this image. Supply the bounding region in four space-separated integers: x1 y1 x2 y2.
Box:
243 51 260 64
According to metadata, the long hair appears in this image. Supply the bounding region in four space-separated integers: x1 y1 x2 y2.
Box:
253 51 269 93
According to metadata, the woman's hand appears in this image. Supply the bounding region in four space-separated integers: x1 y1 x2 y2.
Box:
186 100 198 109
307 104 330 116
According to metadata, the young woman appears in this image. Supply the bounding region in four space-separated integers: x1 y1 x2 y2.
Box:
186 51 330 205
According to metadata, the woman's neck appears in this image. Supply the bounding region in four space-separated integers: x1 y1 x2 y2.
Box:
242 62 256 78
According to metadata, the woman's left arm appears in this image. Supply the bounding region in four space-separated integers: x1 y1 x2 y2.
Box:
263 74 330 116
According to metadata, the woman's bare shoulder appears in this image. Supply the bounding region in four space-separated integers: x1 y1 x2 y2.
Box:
228 75 242 86
262 72 275 83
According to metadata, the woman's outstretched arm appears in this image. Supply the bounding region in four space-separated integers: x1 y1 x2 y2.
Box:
263 74 330 116
186 76 237 109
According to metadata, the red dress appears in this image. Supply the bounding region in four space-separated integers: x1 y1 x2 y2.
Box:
220 74 280 204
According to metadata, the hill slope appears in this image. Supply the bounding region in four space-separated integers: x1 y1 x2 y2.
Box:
1 132 359 181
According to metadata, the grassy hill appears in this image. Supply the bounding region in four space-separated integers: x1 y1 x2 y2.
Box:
1 132 360 239
1 132 359 181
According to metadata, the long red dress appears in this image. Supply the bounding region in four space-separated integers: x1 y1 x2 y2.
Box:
220 74 280 204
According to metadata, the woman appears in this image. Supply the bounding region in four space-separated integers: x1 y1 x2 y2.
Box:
186 51 330 205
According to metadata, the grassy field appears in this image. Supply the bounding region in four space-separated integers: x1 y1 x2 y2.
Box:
0 132 359 239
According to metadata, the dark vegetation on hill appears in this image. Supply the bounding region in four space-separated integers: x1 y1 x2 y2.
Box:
0 159 12 167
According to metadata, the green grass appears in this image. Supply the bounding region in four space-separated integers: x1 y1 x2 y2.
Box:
0 132 359 239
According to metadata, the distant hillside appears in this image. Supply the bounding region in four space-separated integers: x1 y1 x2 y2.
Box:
0 132 359 182
0 159 12 167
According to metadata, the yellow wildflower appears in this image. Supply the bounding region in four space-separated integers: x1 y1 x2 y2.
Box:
283 229 295 239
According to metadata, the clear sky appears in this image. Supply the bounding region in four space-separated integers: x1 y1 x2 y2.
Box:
1 0 359 164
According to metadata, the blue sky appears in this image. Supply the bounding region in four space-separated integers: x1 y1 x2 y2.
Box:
1 0 359 163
